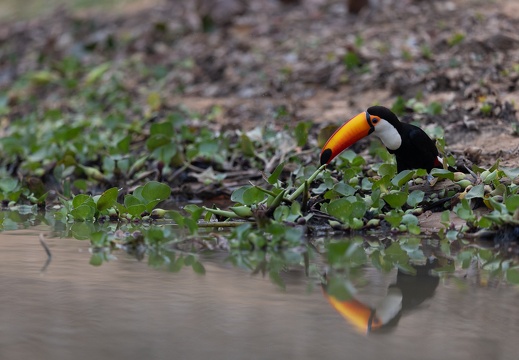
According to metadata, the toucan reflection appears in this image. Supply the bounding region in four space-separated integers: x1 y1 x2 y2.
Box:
322 258 440 334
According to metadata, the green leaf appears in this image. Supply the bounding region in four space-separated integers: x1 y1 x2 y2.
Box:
230 185 252 204
142 181 171 203
501 167 519 180
150 121 173 136
333 182 356 197
72 194 95 209
0 178 18 193
506 268 519 284
505 195 519 213
147 91 162 111
465 184 485 200
146 134 171 151
96 187 119 211
240 134 255 157
89 253 103 267
127 204 146 217
383 191 408 209
70 204 96 221
385 209 403 227
169 210 185 227
184 204 204 221
430 168 454 180
392 170 414 187
124 194 143 208
343 50 361 70
391 97 406 116
407 190 425 207
454 200 475 221
326 198 352 222
70 222 95 240
378 163 397 178
192 261 206 275
441 210 450 224
84 63 111 84
295 121 311 147
268 162 285 185
242 186 265 205
401 213 418 226
350 200 367 219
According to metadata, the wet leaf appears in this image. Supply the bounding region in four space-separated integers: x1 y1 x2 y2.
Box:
430 168 454 180
230 185 252 203
0 178 18 193
72 194 95 209
385 210 403 227
465 184 485 200
505 195 519 212
70 222 95 240
89 253 103 267
142 181 171 203
169 210 185 227
70 204 96 221
333 182 356 197
127 204 146 217
96 187 119 211
407 190 424 207
383 191 408 209
501 168 519 180
378 164 397 178
192 261 206 275
326 198 352 222
392 170 414 187
242 186 265 205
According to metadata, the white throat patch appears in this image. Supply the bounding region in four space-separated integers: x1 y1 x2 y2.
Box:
374 119 401 150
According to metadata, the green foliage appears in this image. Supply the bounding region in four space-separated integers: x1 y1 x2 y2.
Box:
448 32 465 47
59 181 171 222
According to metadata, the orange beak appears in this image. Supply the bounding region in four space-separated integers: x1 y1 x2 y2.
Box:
323 289 383 334
320 111 373 165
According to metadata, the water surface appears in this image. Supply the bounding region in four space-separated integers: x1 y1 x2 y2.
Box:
0 228 518 360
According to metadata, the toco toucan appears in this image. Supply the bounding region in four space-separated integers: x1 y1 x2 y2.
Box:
320 106 443 172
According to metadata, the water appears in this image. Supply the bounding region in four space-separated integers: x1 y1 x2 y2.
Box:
0 228 518 360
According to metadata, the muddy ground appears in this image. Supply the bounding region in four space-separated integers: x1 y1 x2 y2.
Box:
1 0 519 168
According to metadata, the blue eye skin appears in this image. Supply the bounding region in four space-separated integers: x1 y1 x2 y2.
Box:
372 118 379 124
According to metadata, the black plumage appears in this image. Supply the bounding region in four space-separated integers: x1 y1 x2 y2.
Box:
367 106 440 172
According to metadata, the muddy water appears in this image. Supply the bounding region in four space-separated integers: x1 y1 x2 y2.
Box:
0 228 518 360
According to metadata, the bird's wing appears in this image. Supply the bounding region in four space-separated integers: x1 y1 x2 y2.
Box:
407 125 438 157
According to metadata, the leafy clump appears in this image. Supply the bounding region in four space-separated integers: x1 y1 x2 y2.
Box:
57 181 171 222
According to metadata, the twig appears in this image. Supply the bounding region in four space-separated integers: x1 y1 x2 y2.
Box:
39 233 52 273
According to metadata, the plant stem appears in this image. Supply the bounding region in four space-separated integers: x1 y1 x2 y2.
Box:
198 221 251 227
287 164 326 201
202 206 239 218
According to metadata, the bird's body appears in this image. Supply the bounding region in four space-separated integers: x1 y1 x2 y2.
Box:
388 122 440 172
320 106 442 172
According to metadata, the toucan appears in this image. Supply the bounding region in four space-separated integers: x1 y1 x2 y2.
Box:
320 106 442 172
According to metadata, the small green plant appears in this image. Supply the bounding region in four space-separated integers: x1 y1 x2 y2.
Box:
447 32 465 47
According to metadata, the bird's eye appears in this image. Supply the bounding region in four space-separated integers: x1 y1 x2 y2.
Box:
372 118 378 124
